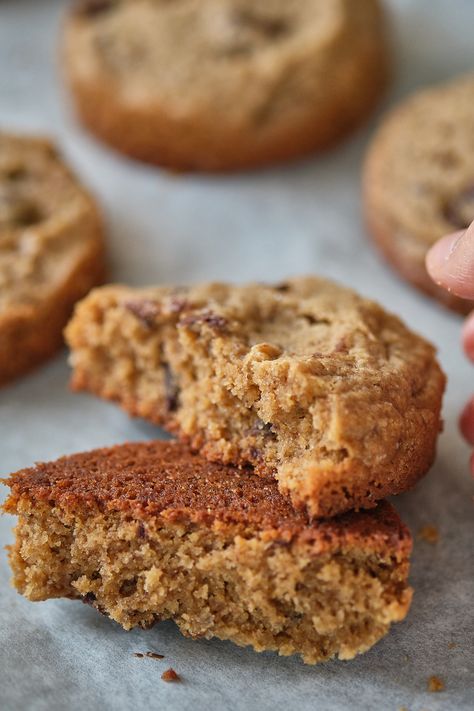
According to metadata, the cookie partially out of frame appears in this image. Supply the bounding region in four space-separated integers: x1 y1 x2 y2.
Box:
63 0 390 171
364 74 474 314
0 132 105 385
65 277 445 518
3 440 413 664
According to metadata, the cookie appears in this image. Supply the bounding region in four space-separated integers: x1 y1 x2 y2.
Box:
63 0 389 171
364 73 474 314
3 440 413 664
65 277 445 518
0 132 106 385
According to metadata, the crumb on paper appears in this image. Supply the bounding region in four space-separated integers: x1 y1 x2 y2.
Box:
448 642 457 650
418 524 439 544
428 675 445 692
162 668 180 682
133 651 165 660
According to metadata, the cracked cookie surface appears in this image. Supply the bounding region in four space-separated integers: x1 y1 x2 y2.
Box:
63 0 389 170
0 132 105 385
65 277 445 517
364 73 474 314
3 440 413 664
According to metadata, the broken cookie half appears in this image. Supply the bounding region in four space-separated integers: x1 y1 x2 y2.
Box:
3 441 412 664
65 277 445 517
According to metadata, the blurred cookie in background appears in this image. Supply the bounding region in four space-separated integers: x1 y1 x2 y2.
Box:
63 0 390 171
0 131 105 385
364 73 474 314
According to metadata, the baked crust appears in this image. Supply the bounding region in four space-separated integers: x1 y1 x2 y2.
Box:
0 132 106 385
3 440 413 664
65 277 446 517
63 0 390 171
364 74 474 314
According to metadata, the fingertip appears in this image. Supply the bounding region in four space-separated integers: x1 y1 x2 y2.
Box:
426 224 474 300
461 311 474 362
459 397 474 445
425 232 463 284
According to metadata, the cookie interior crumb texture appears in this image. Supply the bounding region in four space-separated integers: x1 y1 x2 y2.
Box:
3 440 413 665
63 0 390 170
65 277 445 518
0 131 105 385
364 73 474 314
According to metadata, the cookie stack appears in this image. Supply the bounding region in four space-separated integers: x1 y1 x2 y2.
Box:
4 277 445 663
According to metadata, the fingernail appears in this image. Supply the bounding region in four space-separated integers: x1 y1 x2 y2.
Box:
426 231 464 285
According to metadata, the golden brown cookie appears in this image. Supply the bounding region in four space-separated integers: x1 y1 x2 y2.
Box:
0 132 105 385
65 277 445 518
364 74 474 314
3 440 413 664
63 0 390 171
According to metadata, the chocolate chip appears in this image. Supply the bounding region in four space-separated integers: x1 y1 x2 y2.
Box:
82 591 96 605
180 310 228 332
140 615 160 630
167 296 189 314
249 419 276 441
249 447 261 461
5 165 26 181
274 282 290 293
442 185 474 229
137 522 147 539
119 578 137 597
75 0 116 17
233 10 290 40
0 190 43 229
301 314 330 326
124 299 161 329
163 363 179 413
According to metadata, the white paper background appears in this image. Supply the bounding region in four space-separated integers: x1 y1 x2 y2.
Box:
1 1 473 709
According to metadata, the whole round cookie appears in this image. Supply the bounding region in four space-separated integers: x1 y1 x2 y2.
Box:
63 0 389 171
0 132 106 385
364 74 474 314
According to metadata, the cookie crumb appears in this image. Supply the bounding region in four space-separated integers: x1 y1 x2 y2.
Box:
133 652 144 658
428 675 445 692
162 668 180 682
418 524 439 544
145 651 165 660
448 642 457 650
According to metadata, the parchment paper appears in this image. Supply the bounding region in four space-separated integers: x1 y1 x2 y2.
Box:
0 1 473 709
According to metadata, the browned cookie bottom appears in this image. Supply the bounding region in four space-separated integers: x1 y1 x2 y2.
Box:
3 440 412 664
